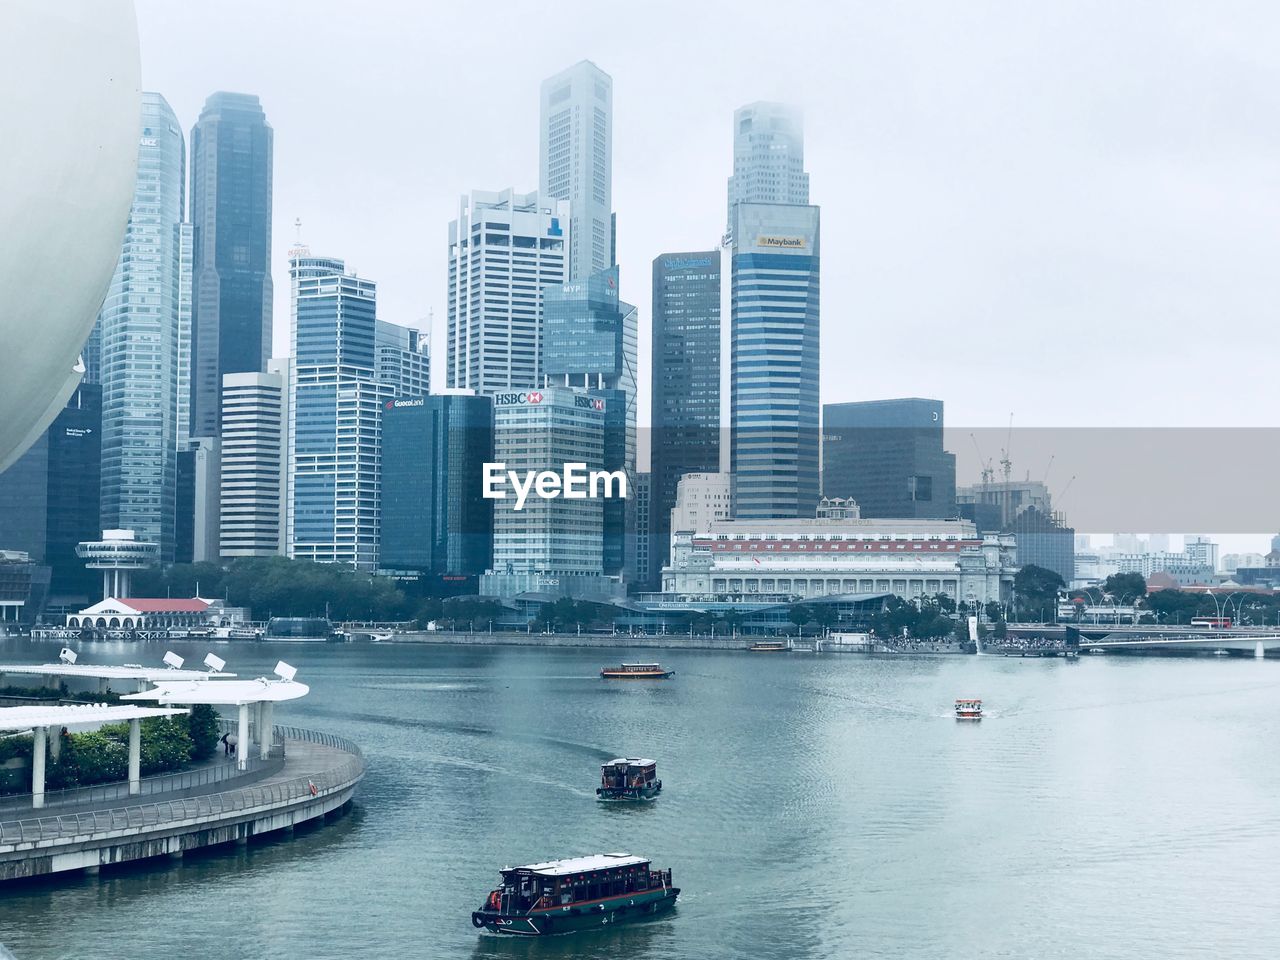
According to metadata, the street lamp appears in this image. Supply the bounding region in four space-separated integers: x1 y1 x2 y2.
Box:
1204 589 1224 624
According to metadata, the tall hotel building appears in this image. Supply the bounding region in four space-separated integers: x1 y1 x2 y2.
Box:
286 251 420 571
189 92 273 439
446 189 569 395
649 251 721 586
727 102 820 520
97 92 188 561
539 61 613 280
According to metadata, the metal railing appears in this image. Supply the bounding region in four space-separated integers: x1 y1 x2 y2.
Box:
0 725 364 847
0 753 279 813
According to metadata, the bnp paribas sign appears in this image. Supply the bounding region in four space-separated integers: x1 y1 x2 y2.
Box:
756 235 808 250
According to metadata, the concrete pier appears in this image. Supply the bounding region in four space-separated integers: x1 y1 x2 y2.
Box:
0 726 363 882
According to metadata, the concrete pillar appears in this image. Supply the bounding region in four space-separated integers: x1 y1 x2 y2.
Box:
47 726 61 761
32 725 46 809
1256 640 1265 660
237 702 249 771
128 717 141 795
259 702 273 759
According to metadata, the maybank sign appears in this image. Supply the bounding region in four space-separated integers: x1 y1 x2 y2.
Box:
756 235 807 250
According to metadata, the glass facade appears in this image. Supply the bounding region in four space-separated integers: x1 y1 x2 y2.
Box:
190 91 273 439
730 203 821 519
540 61 612 281
98 93 187 561
822 399 957 520
379 394 493 579
649 251 722 587
542 265 637 579
287 255 416 571
727 102 809 238
0 385 102 603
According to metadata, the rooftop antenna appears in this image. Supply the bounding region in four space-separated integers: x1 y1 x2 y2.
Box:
295 217 303 243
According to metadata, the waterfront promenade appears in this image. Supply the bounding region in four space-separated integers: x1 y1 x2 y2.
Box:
388 630 965 653
0 724 363 882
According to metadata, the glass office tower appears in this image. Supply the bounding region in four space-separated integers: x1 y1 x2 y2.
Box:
189 91 273 439
649 251 721 587
730 203 821 519
98 92 187 561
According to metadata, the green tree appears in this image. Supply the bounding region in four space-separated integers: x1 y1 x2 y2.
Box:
187 704 221 762
1103 572 1147 599
1014 564 1065 622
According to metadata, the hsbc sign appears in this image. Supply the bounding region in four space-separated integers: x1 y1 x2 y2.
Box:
574 395 605 411
494 391 544 406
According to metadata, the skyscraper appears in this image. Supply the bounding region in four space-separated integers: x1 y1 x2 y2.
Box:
482 385 621 600
376 321 429 397
0 385 101 605
219 368 287 557
726 102 809 238
730 202 821 519
286 252 409 571
822 398 957 519
543 265 637 578
189 92 273 439
446 189 569 394
649 251 721 586
539 61 612 280
98 92 187 561
379 392 494 587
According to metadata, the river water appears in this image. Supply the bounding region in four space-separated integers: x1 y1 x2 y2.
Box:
2 639 1279 959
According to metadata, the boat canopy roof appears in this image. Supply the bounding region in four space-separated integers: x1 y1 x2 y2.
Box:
620 663 661 669
506 853 648 877
603 758 656 768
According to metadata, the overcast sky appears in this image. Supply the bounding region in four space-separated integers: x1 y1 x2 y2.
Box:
135 0 1278 548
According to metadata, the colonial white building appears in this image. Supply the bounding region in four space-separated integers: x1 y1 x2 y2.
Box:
661 516 1015 606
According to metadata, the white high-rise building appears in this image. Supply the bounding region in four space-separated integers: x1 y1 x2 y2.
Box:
726 102 809 239
446 189 569 394
670 472 734 539
539 61 612 280
219 367 287 557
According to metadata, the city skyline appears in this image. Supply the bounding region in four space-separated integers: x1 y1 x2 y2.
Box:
131 0 1280 432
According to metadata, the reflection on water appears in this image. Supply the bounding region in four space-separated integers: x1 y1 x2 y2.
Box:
2 639 1279 959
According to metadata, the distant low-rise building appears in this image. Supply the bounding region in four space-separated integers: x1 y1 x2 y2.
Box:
662 515 1013 606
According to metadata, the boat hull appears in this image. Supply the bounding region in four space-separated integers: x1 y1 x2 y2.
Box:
473 887 679 936
597 783 661 802
600 671 674 679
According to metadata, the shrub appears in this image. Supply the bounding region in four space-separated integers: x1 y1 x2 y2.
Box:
187 704 220 761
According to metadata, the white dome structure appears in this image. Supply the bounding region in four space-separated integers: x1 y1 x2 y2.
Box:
0 1 141 472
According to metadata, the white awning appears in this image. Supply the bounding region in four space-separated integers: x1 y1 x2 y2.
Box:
122 678 309 706
0 703 189 733
0 663 234 682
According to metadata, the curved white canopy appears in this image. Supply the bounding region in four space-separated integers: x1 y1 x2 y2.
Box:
0 703 188 733
0 664 234 683
122 678 309 707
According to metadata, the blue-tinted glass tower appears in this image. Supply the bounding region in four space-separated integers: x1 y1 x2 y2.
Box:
543 265 637 579
98 92 187 561
190 92 273 439
649 251 721 586
379 393 494 587
730 203 821 519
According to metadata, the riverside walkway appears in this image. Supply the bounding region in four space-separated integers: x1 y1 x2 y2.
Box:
0 725 364 881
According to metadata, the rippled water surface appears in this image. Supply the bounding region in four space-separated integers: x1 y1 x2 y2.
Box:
2 639 1279 959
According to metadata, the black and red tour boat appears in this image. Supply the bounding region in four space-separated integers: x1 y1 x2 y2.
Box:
471 853 679 936
597 758 661 801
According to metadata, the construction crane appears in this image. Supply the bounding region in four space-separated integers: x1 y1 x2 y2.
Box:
969 433 995 489
999 413 1014 526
